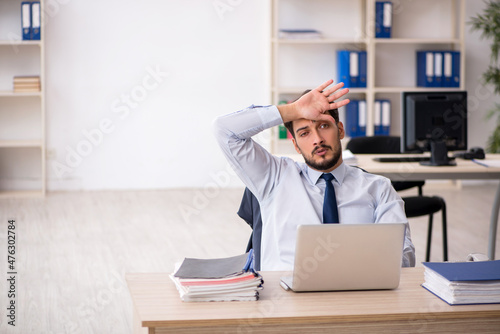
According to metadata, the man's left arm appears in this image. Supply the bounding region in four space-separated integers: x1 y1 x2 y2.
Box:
374 179 416 267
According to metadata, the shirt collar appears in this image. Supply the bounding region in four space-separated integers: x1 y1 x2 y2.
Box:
305 162 347 186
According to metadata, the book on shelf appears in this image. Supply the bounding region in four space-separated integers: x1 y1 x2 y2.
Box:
13 76 40 92
278 29 322 40
170 250 264 302
422 260 500 305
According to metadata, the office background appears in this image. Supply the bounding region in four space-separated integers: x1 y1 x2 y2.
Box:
1 1 499 333
33 0 498 191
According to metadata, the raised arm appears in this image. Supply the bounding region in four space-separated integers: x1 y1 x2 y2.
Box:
277 80 350 124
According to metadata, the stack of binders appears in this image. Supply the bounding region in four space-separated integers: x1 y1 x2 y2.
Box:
422 260 500 305
21 1 41 40
375 1 393 38
170 251 264 302
13 76 40 92
416 51 461 87
337 50 367 88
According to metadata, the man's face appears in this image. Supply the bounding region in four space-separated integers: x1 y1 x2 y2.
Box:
291 118 345 173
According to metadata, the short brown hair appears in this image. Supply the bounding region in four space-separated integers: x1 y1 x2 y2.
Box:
283 89 339 139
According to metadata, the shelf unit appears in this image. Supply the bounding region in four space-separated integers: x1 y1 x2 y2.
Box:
270 0 465 155
0 0 45 198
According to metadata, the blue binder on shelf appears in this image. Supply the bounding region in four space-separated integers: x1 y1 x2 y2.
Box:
345 100 359 137
444 51 460 87
433 51 444 87
451 51 461 87
345 100 366 138
337 50 359 88
349 51 359 87
337 50 350 87
381 100 391 135
358 100 367 136
416 51 435 87
31 2 41 40
337 50 361 88
358 51 367 88
375 1 392 38
374 100 383 135
21 2 31 40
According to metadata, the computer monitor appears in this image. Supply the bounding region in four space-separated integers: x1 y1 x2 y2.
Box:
401 91 467 166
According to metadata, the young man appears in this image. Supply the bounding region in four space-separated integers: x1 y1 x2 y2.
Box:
214 80 415 270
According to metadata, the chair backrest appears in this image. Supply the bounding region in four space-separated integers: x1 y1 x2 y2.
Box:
346 135 401 154
237 188 262 271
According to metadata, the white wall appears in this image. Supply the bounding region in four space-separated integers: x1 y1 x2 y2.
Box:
46 0 270 190
44 0 499 191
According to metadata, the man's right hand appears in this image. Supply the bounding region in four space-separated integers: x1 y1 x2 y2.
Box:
278 80 350 124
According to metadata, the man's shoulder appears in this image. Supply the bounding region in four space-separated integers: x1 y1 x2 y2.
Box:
345 164 390 183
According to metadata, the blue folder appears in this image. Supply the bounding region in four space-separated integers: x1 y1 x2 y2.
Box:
345 100 359 137
31 2 41 40
423 260 500 282
416 51 434 87
337 50 353 87
358 51 367 88
374 100 383 135
381 1 392 38
21 2 31 40
433 51 444 87
375 2 385 38
358 100 367 136
381 100 391 135
375 1 392 38
443 51 460 87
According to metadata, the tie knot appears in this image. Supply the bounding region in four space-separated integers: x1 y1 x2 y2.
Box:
321 173 334 182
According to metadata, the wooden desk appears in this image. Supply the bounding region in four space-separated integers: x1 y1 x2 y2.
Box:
127 268 500 334
353 153 500 260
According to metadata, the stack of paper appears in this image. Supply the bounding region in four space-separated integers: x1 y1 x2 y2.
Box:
13 76 40 92
170 252 263 302
422 260 500 305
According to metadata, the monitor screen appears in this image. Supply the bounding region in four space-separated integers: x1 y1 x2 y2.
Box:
401 91 467 162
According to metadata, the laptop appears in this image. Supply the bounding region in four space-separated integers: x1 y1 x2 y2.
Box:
280 223 406 292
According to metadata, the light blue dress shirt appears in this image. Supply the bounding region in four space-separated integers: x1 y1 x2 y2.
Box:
214 105 416 270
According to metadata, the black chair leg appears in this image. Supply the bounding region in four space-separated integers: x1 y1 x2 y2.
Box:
441 199 448 261
426 214 434 262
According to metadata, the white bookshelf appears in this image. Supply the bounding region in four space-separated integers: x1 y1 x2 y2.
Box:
270 0 465 154
0 0 45 197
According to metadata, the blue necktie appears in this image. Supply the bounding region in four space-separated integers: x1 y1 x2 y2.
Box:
321 173 339 224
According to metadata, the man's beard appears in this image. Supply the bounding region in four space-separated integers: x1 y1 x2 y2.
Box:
302 143 342 171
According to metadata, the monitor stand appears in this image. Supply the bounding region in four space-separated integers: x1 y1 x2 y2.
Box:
420 140 456 166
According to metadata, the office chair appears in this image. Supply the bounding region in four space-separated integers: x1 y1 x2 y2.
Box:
346 135 448 262
237 187 262 271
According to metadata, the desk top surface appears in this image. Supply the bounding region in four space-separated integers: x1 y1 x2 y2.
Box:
126 268 500 329
285 153 500 181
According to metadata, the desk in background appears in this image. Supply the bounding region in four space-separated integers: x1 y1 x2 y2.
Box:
353 153 500 260
126 268 500 334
